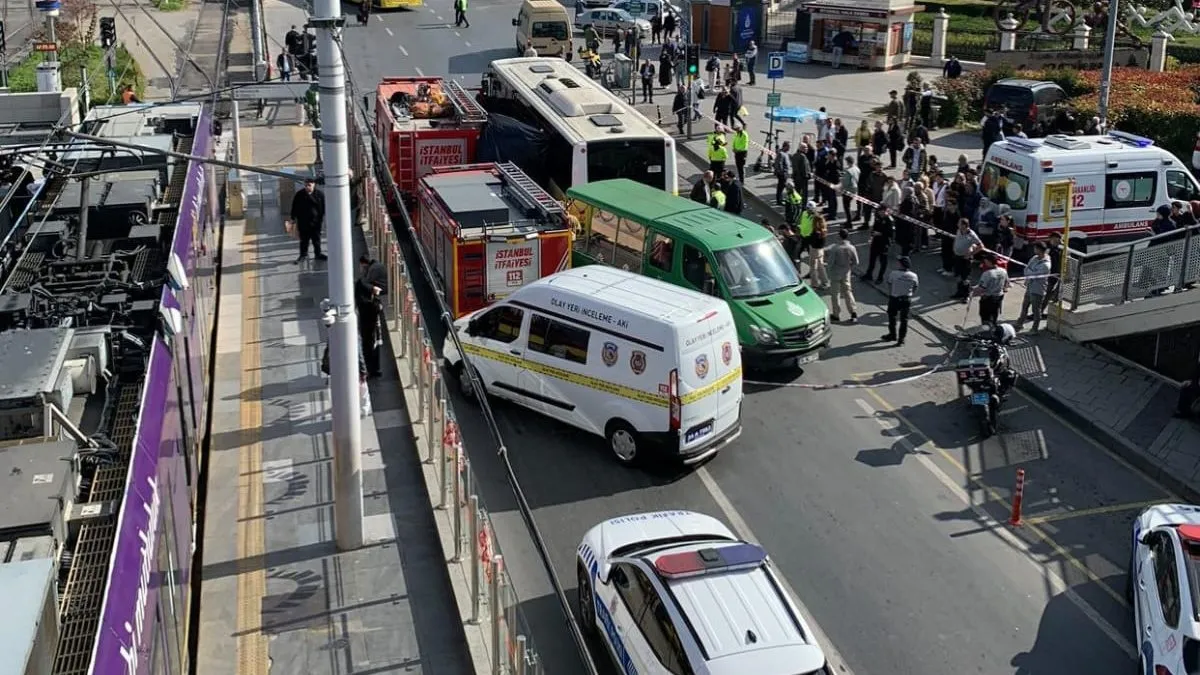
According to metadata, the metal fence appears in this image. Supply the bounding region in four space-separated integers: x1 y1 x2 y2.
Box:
348 110 566 675
1064 228 1200 309
940 28 996 63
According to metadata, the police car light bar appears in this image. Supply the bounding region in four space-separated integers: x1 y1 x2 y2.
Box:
655 543 767 579
1178 524 1200 543
1005 137 1042 153
1108 130 1155 148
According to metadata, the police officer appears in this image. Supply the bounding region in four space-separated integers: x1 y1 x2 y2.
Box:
707 124 729 176
882 256 919 346
731 124 750 183
711 182 727 210
797 200 817 258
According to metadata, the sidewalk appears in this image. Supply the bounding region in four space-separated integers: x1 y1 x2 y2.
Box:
195 119 473 674
662 97 1200 502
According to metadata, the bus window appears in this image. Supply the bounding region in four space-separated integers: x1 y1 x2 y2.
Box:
648 232 674 272
588 139 669 191
613 217 646 272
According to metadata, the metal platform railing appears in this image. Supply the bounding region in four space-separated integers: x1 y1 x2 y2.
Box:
1065 227 1200 309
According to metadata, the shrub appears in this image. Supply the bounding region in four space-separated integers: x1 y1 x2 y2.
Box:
936 65 1200 163
7 43 144 105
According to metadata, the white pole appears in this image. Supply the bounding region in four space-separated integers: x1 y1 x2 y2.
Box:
311 0 364 551
1097 0 1119 129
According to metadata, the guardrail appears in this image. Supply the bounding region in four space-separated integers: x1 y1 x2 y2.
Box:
346 102 599 675
1064 227 1200 309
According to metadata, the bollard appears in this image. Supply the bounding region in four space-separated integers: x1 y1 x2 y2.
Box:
398 287 410 358
490 555 504 675
415 331 428 421
438 421 456 509
451 442 464 561
469 496 482 624
515 636 527 675
426 365 439 449
656 105 662 126
1009 468 1026 527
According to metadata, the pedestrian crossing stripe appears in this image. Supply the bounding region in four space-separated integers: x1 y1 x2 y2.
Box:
459 343 741 407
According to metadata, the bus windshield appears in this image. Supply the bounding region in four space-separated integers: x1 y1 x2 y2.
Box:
714 240 800 299
587 139 668 191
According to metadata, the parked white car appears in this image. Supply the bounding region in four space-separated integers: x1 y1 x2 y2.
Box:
576 8 652 37
609 0 682 22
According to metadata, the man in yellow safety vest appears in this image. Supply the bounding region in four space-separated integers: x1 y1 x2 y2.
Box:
731 124 750 183
707 125 729 176
797 200 817 258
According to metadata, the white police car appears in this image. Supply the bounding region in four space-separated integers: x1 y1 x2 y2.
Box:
576 510 832 675
1130 503 1200 674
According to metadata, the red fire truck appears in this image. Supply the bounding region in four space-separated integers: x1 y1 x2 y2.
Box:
416 162 572 318
375 76 489 208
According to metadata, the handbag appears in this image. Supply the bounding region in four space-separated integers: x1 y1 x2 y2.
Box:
284 219 298 238
737 105 749 118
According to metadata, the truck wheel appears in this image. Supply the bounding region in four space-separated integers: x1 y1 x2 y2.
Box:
605 420 641 466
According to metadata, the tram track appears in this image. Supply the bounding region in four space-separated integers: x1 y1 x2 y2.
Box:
103 0 232 101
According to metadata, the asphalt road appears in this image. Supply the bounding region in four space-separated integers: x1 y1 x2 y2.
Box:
349 10 1176 675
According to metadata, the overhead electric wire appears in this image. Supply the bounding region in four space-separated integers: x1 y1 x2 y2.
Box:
328 34 602 675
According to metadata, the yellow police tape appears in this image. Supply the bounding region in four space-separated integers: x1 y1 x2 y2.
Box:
461 342 743 407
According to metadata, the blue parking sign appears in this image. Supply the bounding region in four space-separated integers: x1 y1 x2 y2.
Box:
767 52 785 80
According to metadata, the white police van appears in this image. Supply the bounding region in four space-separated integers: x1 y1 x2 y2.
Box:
577 510 834 675
443 266 743 466
980 131 1200 250
1130 503 1200 675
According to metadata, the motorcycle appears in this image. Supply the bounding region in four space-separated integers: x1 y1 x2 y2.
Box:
953 323 1018 438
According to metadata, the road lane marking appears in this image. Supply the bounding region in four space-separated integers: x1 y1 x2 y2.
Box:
853 393 1138 658
696 467 858 675
436 13 444 19
1015 389 1182 501
385 26 393 35
415 66 425 76
465 40 472 46
455 30 461 36
398 44 409 56
1024 500 1164 525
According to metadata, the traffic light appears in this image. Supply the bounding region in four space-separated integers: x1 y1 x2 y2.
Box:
686 44 699 77
0 21 7 55
99 17 116 49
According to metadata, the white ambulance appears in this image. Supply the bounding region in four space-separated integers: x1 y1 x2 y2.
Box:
980 131 1200 250
443 266 744 466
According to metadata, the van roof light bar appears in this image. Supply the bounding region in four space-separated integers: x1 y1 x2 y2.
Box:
1108 131 1155 148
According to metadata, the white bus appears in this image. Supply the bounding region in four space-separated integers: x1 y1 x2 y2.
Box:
480 57 678 197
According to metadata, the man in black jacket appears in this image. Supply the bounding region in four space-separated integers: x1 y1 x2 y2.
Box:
290 178 328 263
862 206 894 284
720 170 743 215
355 255 388 377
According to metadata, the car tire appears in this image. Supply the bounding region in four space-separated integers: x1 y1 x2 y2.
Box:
605 420 641 466
577 563 597 634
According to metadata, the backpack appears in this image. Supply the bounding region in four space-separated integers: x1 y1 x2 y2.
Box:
706 57 718 72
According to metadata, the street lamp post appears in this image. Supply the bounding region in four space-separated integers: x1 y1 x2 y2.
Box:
1097 0 1120 129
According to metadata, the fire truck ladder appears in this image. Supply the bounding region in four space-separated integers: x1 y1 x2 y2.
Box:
444 80 489 124
497 161 563 219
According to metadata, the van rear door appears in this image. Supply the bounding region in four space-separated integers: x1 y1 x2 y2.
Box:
676 308 740 453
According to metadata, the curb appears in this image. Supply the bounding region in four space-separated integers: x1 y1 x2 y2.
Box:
864 279 1200 505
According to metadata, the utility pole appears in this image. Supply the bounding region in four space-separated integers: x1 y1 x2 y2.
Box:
310 0 364 551
1097 0 1120 129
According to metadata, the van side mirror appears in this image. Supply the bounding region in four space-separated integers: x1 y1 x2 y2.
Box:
512 17 518 25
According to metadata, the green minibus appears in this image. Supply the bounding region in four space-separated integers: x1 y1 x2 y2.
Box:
566 179 831 369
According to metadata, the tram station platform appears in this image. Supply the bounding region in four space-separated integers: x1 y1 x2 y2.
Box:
194 117 472 674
